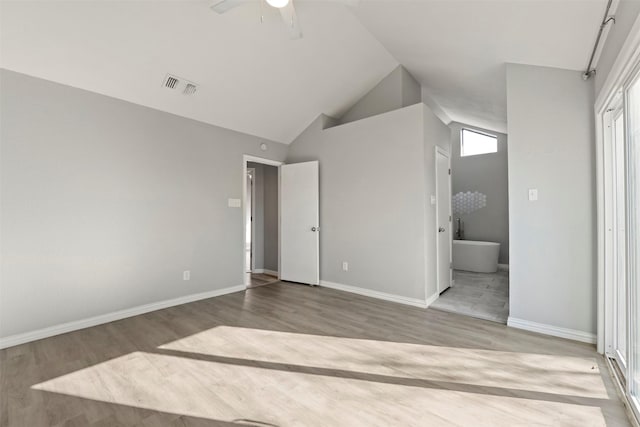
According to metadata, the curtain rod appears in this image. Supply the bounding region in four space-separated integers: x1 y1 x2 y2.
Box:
583 0 616 80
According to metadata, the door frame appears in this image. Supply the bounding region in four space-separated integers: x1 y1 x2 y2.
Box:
594 12 640 424
596 12 640 353
246 167 255 273
242 155 284 288
434 146 453 296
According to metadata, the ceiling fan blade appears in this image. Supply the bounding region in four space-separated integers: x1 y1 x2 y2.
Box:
210 0 252 14
279 1 302 40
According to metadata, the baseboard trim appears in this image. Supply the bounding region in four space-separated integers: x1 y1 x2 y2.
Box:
253 269 278 277
320 280 428 308
0 284 245 350
425 291 439 307
497 264 509 271
507 317 596 344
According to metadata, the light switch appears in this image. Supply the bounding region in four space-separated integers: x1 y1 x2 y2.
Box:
528 189 538 201
228 198 241 208
430 195 436 205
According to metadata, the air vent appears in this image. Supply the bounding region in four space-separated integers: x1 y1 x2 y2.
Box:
183 83 197 95
165 75 179 89
162 74 199 96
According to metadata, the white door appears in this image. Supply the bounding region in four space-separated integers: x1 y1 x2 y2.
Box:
280 161 320 285
436 148 452 293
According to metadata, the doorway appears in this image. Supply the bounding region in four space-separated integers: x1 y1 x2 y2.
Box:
243 156 282 289
431 126 510 325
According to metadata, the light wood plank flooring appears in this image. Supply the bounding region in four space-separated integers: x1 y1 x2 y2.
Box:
0 282 631 426
248 273 278 289
431 270 510 324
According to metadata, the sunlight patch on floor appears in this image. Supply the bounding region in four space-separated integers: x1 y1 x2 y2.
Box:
158 325 608 399
31 349 608 426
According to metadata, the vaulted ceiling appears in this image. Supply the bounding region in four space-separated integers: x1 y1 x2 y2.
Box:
1 0 606 142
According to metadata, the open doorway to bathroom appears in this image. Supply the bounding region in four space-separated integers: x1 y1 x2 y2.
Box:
431 125 510 324
244 157 281 289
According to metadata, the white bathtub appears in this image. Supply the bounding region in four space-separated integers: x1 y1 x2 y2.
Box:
452 240 500 273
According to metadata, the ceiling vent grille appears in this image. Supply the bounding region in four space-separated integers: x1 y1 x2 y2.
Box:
183 83 197 95
165 75 179 89
162 74 199 96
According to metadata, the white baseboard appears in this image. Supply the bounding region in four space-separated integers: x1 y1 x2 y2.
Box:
497 264 509 271
507 317 596 344
253 269 278 277
425 291 439 307
0 284 245 350
320 280 430 309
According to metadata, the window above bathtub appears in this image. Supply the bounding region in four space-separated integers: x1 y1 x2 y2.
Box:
461 128 498 157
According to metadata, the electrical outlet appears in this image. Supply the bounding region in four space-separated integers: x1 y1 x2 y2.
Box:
183 270 190 281
528 188 538 201
342 262 349 272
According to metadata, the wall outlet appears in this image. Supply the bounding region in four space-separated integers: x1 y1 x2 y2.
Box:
183 270 190 281
342 262 349 272
528 188 538 201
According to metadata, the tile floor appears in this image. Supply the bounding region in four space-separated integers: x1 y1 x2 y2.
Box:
431 269 509 323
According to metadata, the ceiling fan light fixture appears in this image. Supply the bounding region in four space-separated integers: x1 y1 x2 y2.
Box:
265 0 290 8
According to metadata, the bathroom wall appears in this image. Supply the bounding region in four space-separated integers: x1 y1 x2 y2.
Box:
450 123 509 264
247 162 279 273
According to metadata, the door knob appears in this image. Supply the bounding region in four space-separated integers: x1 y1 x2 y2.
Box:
438 227 445 232
311 227 318 232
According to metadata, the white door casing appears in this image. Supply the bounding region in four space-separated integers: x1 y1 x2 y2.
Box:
436 147 452 294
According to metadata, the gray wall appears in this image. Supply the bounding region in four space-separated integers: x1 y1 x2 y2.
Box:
506 64 596 335
450 123 509 264
287 103 449 301
595 1 640 97
0 69 288 339
247 162 278 272
338 66 422 126
263 165 279 272
248 162 265 271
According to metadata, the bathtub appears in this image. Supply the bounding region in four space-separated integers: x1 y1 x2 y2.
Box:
452 240 500 273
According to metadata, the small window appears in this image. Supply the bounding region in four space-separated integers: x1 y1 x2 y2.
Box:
461 129 498 157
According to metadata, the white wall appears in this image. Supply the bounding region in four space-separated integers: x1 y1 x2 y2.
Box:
287 103 449 301
423 107 453 300
450 122 509 264
506 64 596 335
338 66 421 126
263 165 279 272
595 1 640 97
0 69 288 339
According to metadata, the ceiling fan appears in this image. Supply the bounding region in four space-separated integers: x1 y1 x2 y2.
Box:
211 0 303 39
210 0 361 40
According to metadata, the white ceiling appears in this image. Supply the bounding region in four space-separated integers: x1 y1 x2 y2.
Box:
0 0 398 143
352 0 606 133
1 0 606 141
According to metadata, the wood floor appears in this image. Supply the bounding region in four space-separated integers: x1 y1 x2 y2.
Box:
248 273 278 289
431 270 510 324
0 281 632 426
